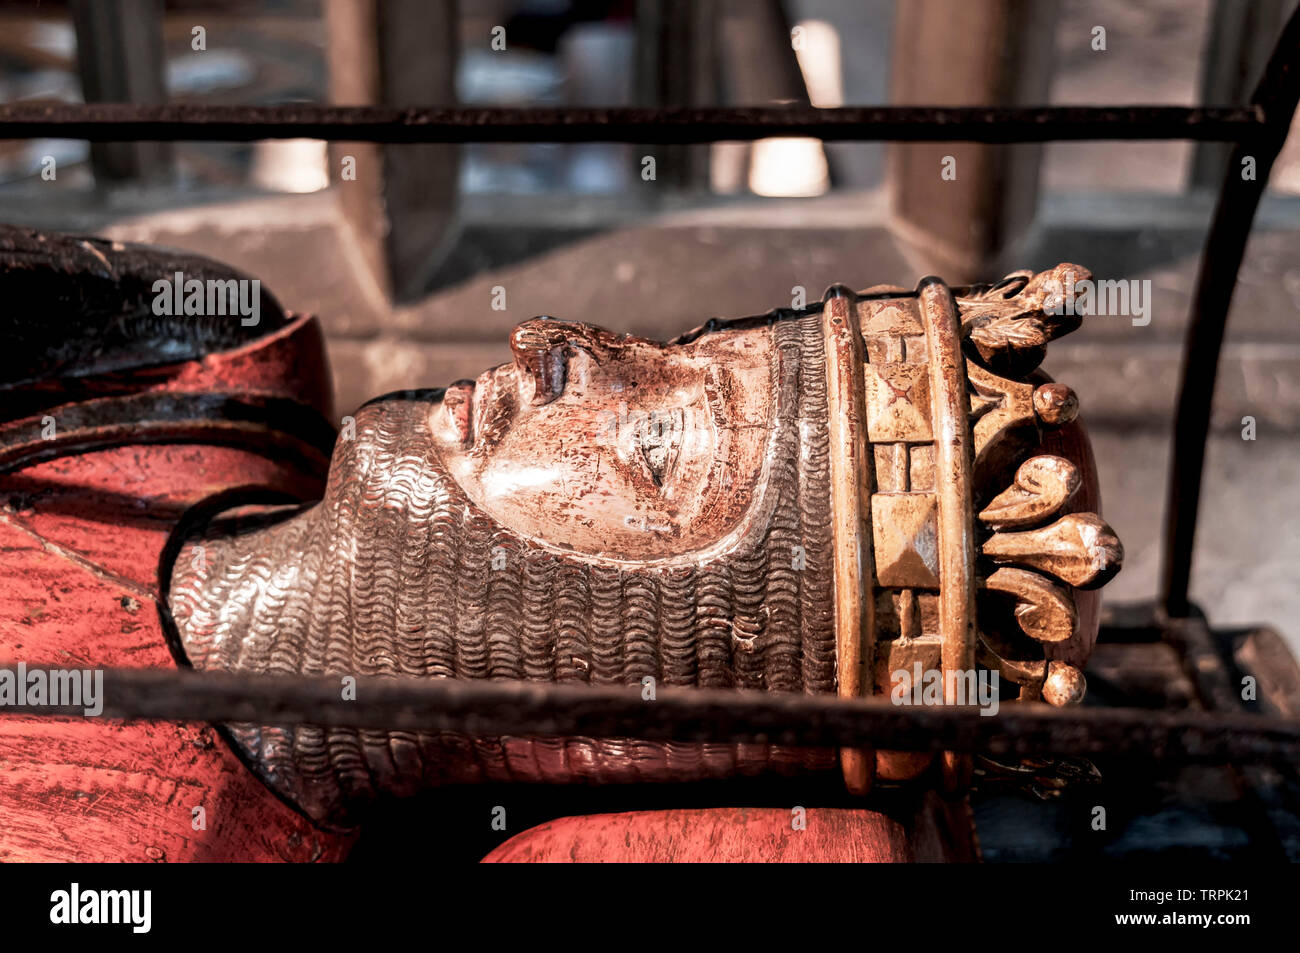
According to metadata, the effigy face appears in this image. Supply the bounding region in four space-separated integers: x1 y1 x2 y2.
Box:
430 319 777 561
169 262 1122 829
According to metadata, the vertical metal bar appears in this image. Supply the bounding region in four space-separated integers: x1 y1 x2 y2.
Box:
1161 5 1300 617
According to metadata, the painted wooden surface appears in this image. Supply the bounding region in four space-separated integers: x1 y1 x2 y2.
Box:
0 443 353 862
0 288 349 861
481 806 954 863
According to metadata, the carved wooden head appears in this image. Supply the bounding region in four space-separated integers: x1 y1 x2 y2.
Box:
168 263 1122 827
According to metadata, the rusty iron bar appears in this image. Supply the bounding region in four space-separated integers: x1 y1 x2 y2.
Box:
1162 2 1300 618
2 664 1298 765
0 102 1269 144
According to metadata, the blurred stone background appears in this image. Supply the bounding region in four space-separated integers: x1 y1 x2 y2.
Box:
1 0 1299 649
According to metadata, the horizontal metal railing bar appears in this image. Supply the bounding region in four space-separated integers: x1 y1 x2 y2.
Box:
0 102 1269 144
2 664 1297 765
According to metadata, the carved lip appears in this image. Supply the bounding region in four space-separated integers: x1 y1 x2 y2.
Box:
449 364 521 454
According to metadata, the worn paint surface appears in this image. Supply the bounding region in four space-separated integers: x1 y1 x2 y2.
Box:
0 444 352 862
0 227 348 860
481 802 977 863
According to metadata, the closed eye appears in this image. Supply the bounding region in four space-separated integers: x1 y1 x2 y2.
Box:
634 408 683 488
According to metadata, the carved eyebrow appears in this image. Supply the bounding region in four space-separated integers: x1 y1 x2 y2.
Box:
509 321 574 406
510 318 615 355
509 318 660 406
